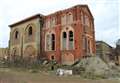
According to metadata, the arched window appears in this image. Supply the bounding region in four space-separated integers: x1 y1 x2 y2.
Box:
28 26 32 35
62 32 67 50
51 34 55 50
45 33 55 51
15 31 19 39
69 31 74 49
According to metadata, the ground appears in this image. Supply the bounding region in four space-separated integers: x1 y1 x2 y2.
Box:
0 68 120 83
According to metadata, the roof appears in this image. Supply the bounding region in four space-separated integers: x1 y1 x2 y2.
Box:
45 4 94 19
116 39 120 46
96 41 113 48
9 14 44 27
9 4 93 28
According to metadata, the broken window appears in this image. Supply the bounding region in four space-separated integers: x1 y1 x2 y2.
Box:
46 33 55 51
46 34 51 50
15 31 19 39
62 32 67 50
69 31 74 50
83 37 87 52
51 34 55 50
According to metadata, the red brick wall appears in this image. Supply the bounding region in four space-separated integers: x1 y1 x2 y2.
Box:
41 5 96 64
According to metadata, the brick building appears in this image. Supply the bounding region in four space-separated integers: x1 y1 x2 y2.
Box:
96 41 114 62
9 5 96 65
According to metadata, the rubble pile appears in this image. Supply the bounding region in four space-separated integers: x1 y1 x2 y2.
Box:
73 56 120 79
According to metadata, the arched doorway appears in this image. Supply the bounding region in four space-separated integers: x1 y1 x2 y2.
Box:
24 45 36 60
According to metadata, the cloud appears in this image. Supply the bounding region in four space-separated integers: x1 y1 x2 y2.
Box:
0 0 119 47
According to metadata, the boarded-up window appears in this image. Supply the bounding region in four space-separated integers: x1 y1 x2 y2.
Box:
67 13 73 24
61 15 66 25
51 17 56 27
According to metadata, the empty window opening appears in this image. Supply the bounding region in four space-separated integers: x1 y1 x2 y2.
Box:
28 26 32 35
69 31 74 49
51 34 55 50
15 31 19 39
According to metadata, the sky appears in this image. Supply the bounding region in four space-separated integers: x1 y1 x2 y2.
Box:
0 0 119 47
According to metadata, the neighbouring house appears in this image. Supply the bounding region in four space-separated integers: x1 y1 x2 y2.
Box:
96 41 114 62
9 5 96 65
114 39 120 65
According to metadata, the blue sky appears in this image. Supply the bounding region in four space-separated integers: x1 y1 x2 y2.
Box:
0 0 119 47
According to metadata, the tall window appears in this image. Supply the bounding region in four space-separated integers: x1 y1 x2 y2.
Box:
51 34 55 50
85 15 90 27
81 12 84 24
62 32 67 50
28 26 32 36
46 19 50 28
69 31 74 49
87 40 91 53
61 30 74 50
61 15 66 25
81 12 90 33
46 33 55 51
61 13 73 25
46 34 51 50
15 31 19 39
51 17 56 27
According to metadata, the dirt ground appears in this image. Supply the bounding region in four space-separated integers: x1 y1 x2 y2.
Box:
0 68 120 83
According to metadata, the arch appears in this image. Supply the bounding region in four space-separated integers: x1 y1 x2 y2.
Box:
25 23 36 35
28 26 32 35
61 26 74 50
24 23 36 42
24 45 36 58
12 28 20 40
62 53 74 65
15 31 19 39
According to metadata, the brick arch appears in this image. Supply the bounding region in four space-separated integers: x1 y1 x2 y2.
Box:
24 23 36 43
11 28 20 45
61 26 74 50
24 45 36 59
45 31 56 51
62 53 74 65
